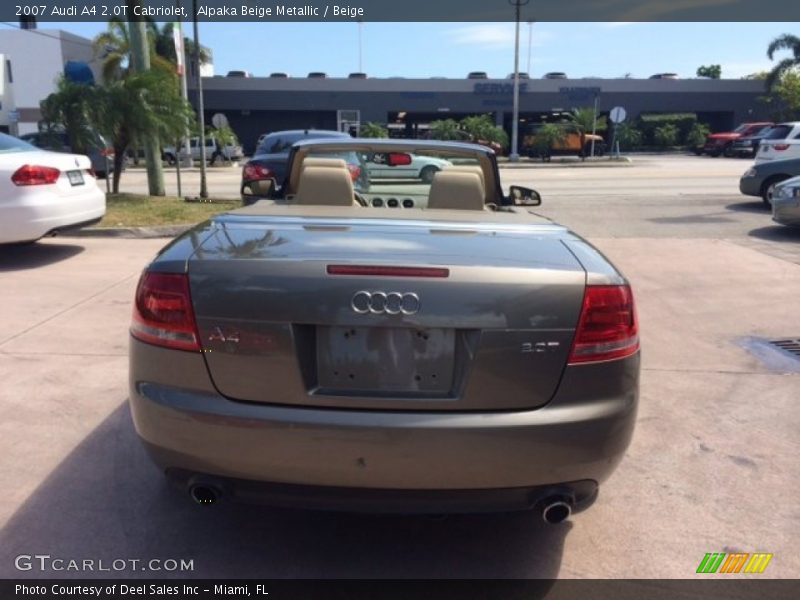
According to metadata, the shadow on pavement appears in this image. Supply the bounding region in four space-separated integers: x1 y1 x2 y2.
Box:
0 404 569 581
725 200 769 214
0 242 84 272
748 225 800 243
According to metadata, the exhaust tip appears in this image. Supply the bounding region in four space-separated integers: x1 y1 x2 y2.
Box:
189 484 221 505
542 499 572 525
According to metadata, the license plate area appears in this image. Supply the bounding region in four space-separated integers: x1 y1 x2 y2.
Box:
316 326 455 395
67 170 84 186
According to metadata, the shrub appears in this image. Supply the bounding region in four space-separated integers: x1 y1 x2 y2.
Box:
360 122 388 138
685 123 711 148
615 122 643 150
654 123 680 147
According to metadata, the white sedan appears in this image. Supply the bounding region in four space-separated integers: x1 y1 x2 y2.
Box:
0 133 106 244
365 153 453 183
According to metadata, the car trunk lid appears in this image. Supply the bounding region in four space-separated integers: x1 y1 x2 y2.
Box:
188 214 587 411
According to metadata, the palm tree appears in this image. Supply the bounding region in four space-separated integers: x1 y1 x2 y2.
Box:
92 17 179 83
567 107 608 158
39 79 104 161
93 70 194 191
152 22 212 68
766 33 800 90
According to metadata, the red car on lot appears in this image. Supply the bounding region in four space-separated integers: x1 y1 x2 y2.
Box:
699 122 774 157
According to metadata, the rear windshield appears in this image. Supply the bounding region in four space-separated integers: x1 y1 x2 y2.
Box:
763 125 793 140
0 133 36 153
293 148 485 210
257 132 348 155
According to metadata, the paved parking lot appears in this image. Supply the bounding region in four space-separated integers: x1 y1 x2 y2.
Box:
1 155 798 579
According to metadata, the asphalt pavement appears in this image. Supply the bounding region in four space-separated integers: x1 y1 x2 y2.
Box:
1 154 798 579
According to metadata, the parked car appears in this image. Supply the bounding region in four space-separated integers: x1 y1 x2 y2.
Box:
129 138 640 519
307 72 327 79
348 72 368 79
521 123 605 159
163 136 244 166
467 71 489 79
226 70 251 78
543 72 568 79
0 133 105 244
365 152 452 183
699 122 773 157
269 72 289 78
507 72 530 79
739 156 800 206
770 175 800 227
19 131 114 178
754 122 800 164
241 129 351 201
730 126 774 158
649 73 679 79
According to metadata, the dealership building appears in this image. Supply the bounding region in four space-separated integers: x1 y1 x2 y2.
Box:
189 76 770 153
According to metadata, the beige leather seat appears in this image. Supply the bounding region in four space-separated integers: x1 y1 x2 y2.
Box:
294 165 355 206
443 165 486 193
302 157 348 171
427 171 486 210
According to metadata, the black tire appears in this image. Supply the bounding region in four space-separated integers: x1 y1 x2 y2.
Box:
723 143 734 158
420 165 438 184
761 175 789 207
693 148 703 156
164 153 176 166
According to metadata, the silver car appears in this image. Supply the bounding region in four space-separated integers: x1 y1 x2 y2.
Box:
772 176 800 227
128 140 640 522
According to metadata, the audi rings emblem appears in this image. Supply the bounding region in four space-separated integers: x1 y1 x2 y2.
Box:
351 291 420 315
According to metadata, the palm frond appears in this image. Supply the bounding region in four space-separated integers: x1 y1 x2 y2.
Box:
767 33 800 60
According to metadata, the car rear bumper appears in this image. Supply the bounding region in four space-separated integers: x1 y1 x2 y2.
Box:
129 337 639 510
0 184 106 243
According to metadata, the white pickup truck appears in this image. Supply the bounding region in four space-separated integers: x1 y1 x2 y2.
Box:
163 136 244 165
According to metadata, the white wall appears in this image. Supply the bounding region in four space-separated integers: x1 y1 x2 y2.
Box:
0 29 64 109
0 29 97 135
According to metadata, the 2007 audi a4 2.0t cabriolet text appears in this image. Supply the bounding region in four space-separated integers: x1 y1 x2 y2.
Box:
129 140 639 523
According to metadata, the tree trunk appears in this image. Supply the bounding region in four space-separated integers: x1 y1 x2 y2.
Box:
112 134 129 194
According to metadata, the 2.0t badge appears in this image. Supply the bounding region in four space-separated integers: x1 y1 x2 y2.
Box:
351 291 420 315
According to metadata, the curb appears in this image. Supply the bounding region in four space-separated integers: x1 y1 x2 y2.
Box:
60 225 192 239
499 157 633 168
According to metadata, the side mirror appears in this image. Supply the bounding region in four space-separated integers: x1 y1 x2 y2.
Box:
509 185 542 206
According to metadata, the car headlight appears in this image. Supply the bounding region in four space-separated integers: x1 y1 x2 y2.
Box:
776 185 795 199
743 168 757 178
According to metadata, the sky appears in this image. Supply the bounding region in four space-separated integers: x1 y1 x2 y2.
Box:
10 21 796 79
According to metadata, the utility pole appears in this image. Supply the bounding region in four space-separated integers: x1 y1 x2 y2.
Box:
509 0 530 163
527 21 533 75
175 2 193 170
127 0 165 196
192 0 209 198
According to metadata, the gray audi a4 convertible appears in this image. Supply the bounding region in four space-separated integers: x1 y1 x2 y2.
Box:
129 139 639 523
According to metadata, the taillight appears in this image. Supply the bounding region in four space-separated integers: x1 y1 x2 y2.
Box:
86 168 96 178
347 163 362 182
568 285 639 364
131 272 200 352
773 144 790 151
242 162 274 182
100 148 114 157
11 165 60 186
